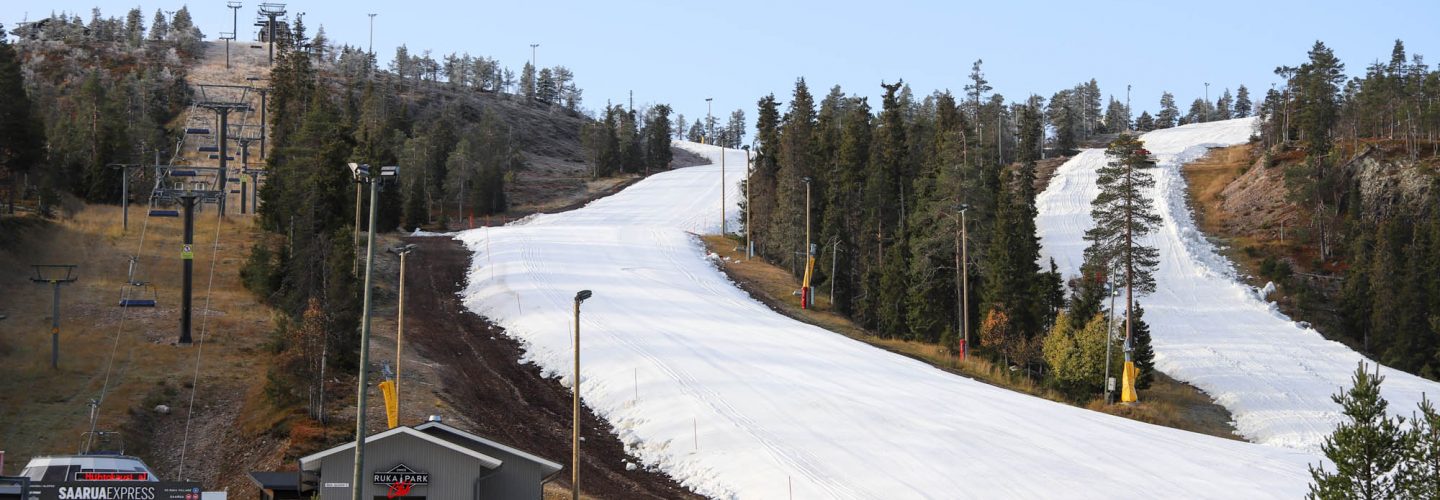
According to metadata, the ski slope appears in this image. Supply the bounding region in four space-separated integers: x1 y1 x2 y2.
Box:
1035 117 1440 451
454 142 1314 498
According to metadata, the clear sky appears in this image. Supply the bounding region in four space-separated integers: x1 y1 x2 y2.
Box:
9 0 1439 134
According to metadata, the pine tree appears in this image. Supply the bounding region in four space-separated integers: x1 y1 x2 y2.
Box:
1216 88 1234 119
1235 85 1252 118
1396 396 1440 498
1185 97 1211 124
519 62 536 101
642 104 673 173
1156 92 1180 129
1083 134 1162 364
1308 363 1405 500
1135 111 1156 131
1103 96 1130 132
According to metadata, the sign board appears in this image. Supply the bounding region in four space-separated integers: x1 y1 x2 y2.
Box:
371 464 428 487
72 472 148 482
181 245 194 260
24 481 202 500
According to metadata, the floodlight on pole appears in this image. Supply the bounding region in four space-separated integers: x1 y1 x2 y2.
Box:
368 13 376 55
705 98 713 144
572 289 592 500
348 164 398 500
530 43 539 70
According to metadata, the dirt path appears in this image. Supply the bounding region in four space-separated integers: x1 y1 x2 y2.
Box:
399 235 702 499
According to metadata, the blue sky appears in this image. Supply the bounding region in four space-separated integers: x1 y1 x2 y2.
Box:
9 0 1439 134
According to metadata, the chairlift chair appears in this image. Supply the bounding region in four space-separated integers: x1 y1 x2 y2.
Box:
117 281 157 308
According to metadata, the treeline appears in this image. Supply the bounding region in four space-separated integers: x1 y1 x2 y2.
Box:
243 16 676 415
677 108 747 148
1252 40 1440 379
582 103 674 177
0 8 202 209
739 62 1224 399
741 69 1068 380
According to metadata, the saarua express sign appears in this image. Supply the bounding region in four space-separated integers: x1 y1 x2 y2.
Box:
24 481 202 500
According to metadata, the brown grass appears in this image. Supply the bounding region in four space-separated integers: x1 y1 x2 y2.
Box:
0 204 278 475
701 235 1243 441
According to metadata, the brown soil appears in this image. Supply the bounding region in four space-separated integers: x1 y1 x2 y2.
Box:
398 235 701 499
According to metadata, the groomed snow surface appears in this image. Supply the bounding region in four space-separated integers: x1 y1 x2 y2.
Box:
454 142 1317 498
1035 117 1440 451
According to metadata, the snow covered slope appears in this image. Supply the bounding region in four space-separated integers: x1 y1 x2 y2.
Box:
1036 118 1440 451
455 142 1313 498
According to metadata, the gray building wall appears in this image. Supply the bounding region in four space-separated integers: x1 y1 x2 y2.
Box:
315 433 489 499
423 431 549 500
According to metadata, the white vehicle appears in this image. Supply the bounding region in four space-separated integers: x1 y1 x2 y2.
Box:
17 455 160 484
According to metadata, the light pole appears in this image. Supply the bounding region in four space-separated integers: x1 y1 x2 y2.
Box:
571 289 593 500
353 181 363 274
30 265 77 369
367 13 376 55
530 43 539 70
704 97 713 144
956 204 970 360
348 163 399 500
720 143 726 235
388 243 416 421
742 144 752 259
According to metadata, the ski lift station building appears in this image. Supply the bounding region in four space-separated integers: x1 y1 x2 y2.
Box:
269 418 562 499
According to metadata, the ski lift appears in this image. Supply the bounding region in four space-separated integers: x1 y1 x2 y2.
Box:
197 146 220 153
117 281 157 308
169 170 198 177
185 128 211 135
148 209 180 217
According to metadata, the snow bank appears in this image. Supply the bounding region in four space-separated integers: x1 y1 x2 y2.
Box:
1035 118 1440 451
455 140 1313 498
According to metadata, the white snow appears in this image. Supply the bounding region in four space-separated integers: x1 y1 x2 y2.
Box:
1035 117 1440 451
454 141 1314 498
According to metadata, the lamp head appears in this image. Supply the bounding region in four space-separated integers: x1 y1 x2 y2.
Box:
575 290 593 303
348 162 370 181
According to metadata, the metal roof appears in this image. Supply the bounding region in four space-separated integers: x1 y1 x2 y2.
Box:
297 426 503 471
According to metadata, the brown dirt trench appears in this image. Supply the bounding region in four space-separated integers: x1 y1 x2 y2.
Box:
399 234 702 500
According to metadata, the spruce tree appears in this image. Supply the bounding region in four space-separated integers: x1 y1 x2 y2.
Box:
1083 134 1162 368
1235 85 1252 118
1130 301 1155 390
1308 363 1405 500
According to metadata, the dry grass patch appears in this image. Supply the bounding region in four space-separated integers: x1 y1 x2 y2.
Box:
0 204 277 477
